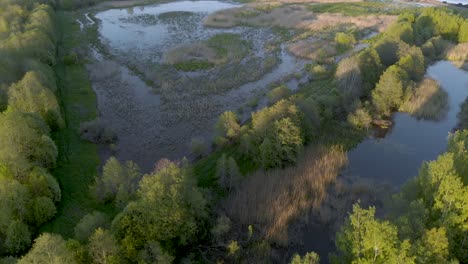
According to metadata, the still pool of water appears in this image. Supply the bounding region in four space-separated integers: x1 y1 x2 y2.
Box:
346 61 468 186
95 1 242 60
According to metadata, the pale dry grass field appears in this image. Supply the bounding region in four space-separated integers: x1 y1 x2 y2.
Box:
288 39 337 61
204 4 396 32
225 145 347 244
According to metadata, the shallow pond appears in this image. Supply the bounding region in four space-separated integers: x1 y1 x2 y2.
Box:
346 61 468 186
95 0 243 61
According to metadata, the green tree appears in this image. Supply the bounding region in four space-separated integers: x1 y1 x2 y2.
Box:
4 220 31 254
94 156 140 208
260 117 304 168
88 228 120 264
8 71 63 129
136 241 174 264
410 228 451 264
112 161 206 259
29 196 56 226
459 19 468 43
214 111 240 147
372 65 406 116
332 204 414 264
358 48 385 95
290 252 320 264
18 233 77 264
74 211 108 242
0 111 57 175
216 154 241 191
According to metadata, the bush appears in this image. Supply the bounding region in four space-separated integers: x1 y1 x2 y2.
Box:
347 105 372 129
267 85 290 104
214 111 240 147
335 32 356 52
79 119 117 144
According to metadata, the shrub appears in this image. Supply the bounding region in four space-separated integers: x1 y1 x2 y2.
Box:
347 105 372 129
335 32 356 52
214 111 240 147
267 85 290 104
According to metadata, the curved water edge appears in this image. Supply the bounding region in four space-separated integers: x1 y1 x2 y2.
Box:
346 61 468 186
302 61 468 263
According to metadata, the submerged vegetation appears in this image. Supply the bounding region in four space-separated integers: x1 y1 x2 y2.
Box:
0 0 467 263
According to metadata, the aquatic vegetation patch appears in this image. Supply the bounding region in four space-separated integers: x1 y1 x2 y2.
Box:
119 13 159 26
164 33 252 71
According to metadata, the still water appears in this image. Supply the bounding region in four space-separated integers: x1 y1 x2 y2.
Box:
347 61 468 186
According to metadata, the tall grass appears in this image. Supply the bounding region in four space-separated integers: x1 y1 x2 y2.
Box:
225 145 347 244
400 78 448 121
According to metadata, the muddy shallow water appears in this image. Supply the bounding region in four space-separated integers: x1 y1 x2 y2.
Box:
89 0 307 171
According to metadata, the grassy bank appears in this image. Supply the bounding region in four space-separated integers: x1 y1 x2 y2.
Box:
41 12 113 238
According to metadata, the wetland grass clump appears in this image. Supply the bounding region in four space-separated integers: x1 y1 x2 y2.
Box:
225 145 347 244
165 33 251 71
400 78 448 121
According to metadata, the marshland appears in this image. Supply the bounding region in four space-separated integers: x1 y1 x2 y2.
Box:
0 0 467 263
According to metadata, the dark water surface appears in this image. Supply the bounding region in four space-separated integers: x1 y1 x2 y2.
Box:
346 61 468 186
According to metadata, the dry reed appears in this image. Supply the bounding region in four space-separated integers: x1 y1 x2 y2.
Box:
225 145 347 244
